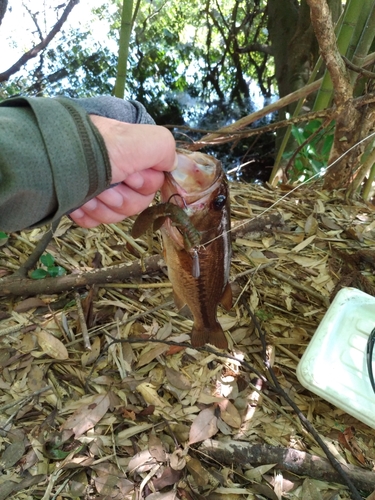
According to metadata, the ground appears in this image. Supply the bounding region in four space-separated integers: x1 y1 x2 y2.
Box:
0 181 374 499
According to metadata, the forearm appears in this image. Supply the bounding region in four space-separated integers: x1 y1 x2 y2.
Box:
0 96 155 232
0 96 111 232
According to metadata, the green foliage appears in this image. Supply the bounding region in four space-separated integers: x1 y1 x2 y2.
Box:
283 120 334 181
0 231 8 247
30 253 66 280
1 0 273 122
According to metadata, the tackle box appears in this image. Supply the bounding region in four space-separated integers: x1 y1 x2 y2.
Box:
296 287 375 429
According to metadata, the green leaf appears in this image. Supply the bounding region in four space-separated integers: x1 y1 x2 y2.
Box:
0 232 8 247
30 269 50 280
47 266 66 277
41 253 55 267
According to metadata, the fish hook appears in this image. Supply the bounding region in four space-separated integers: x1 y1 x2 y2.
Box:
168 193 188 209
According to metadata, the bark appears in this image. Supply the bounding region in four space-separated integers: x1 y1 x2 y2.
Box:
267 0 300 110
200 439 375 493
306 0 368 190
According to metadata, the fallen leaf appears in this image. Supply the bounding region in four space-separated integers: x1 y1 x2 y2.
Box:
189 407 218 445
14 297 46 312
128 449 156 474
148 432 167 462
137 343 170 368
36 330 69 360
0 440 25 470
137 382 171 408
165 367 192 390
61 394 110 438
81 336 101 367
151 467 182 490
186 456 214 487
218 399 242 428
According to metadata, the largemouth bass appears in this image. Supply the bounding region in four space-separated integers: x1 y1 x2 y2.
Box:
132 150 232 349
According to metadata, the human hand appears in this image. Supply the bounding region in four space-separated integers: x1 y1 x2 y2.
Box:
70 115 177 228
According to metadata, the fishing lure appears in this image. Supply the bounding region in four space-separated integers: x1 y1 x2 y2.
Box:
131 200 202 277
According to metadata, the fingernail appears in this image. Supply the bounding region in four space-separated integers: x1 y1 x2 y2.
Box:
126 172 144 190
83 198 98 211
104 188 124 207
71 208 84 218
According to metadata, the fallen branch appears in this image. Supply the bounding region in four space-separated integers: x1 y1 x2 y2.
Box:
0 214 284 297
200 439 375 493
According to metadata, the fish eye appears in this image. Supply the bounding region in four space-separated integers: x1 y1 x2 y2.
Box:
212 194 226 210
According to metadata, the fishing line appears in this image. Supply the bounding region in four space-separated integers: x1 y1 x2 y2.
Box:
203 129 375 247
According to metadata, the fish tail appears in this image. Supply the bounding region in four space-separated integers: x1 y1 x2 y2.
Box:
191 322 228 349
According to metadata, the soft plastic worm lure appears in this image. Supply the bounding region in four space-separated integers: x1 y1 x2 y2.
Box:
132 201 202 277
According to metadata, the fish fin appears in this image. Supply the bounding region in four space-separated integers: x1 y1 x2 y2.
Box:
191 322 228 349
173 290 187 311
220 282 233 311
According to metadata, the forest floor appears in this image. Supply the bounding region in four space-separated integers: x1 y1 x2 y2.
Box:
0 180 375 500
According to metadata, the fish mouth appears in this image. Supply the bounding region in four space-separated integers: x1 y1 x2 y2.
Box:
161 150 222 207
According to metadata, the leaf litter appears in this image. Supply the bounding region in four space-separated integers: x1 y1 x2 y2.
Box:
0 181 375 499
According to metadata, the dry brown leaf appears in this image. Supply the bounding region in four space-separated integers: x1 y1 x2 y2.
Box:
186 456 218 487
137 343 170 368
148 432 167 462
14 297 46 312
151 467 183 490
61 393 110 438
128 449 157 474
0 439 25 470
292 235 316 253
36 330 69 360
304 214 318 236
188 407 218 445
81 336 101 367
92 462 134 496
165 367 192 390
136 382 172 408
218 399 242 428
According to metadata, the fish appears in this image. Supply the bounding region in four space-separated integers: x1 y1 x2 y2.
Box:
132 150 232 349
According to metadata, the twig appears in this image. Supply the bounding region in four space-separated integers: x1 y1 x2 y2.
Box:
0 0 79 82
0 385 52 413
74 291 91 350
264 267 330 308
12 219 60 278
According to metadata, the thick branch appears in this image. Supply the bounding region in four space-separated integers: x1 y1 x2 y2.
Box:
200 440 375 493
0 0 79 82
306 0 353 105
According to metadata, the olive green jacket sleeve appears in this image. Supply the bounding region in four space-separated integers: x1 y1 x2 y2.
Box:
0 96 155 232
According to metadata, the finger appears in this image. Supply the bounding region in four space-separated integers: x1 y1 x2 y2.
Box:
69 210 103 228
72 189 155 226
124 169 165 195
